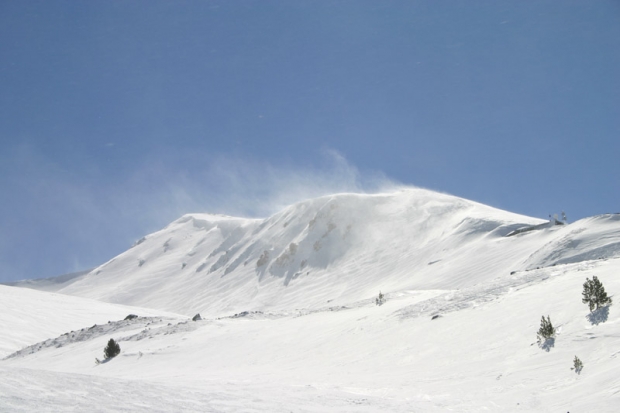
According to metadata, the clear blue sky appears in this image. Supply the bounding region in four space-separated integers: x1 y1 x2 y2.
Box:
1 1 619 282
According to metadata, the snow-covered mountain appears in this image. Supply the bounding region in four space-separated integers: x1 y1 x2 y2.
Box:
50 188 619 317
53 188 547 315
3 188 620 412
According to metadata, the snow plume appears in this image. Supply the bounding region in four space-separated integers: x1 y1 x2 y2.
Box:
0 145 398 281
111 147 399 223
191 148 399 218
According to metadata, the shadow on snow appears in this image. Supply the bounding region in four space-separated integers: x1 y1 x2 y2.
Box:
587 306 610 325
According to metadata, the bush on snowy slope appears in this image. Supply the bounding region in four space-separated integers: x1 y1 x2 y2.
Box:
537 315 555 350
572 356 584 374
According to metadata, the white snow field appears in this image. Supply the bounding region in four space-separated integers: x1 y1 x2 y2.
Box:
2 188 620 412
0 285 183 359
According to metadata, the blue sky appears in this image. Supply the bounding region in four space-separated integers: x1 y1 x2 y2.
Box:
1 1 619 282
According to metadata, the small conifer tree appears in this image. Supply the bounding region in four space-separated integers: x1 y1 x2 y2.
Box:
536 315 555 343
572 356 583 373
582 276 612 312
104 338 121 359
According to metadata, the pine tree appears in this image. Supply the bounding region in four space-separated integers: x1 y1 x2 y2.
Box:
536 315 555 342
104 338 121 359
572 356 583 373
582 276 612 312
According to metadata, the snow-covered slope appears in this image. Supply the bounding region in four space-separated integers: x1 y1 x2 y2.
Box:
523 213 620 269
0 285 183 358
55 188 561 316
3 258 620 411
4 188 620 412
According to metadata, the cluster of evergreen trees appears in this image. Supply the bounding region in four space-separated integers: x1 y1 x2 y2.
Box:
536 275 612 373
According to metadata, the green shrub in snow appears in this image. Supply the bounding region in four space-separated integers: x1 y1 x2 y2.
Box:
572 356 583 373
536 315 555 343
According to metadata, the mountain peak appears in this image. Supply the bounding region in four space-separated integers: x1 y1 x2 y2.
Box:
52 189 560 316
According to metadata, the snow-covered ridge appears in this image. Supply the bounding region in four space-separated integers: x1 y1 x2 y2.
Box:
40 188 619 318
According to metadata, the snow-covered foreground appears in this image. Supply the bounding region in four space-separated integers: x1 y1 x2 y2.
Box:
2 189 620 411
3 259 620 411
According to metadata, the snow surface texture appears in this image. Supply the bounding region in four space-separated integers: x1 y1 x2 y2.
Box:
2 188 620 412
